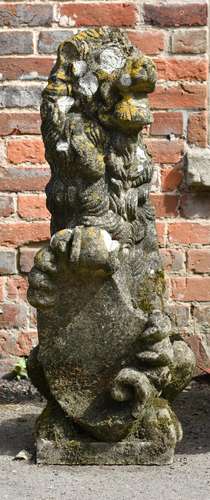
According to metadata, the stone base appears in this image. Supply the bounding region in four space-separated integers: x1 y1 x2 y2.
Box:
36 438 174 466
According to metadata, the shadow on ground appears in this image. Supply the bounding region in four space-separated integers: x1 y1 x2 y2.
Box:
173 378 210 455
0 379 209 458
0 407 42 457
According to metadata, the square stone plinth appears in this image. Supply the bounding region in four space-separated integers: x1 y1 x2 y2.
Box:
36 438 174 465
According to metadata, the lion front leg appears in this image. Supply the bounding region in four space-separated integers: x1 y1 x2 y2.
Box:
134 310 196 401
110 311 187 447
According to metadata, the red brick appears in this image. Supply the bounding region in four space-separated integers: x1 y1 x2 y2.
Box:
150 194 179 217
128 30 165 55
146 139 184 164
0 195 14 217
0 331 20 356
188 111 208 147
180 193 210 219
19 247 39 273
0 113 41 136
155 221 166 246
149 83 207 110
59 3 138 27
0 277 5 302
168 222 210 245
171 28 208 54
16 330 37 356
0 303 27 329
0 329 37 357
186 335 210 372
161 248 185 272
0 166 50 192
155 57 208 82
161 167 183 192
0 3 53 27
150 112 183 136
18 194 50 220
187 249 210 273
6 276 28 302
171 276 210 301
0 222 50 247
0 57 54 81
144 3 207 27
7 139 45 164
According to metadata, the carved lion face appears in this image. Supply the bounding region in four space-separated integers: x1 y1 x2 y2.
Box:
43 28 157 133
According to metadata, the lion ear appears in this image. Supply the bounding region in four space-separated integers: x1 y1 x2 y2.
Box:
59 40 80 64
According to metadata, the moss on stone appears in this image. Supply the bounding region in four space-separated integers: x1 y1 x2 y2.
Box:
36 400 78 443
128 396 181 449
137 268 165 314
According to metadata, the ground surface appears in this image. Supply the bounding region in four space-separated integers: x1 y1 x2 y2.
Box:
0 379 210 500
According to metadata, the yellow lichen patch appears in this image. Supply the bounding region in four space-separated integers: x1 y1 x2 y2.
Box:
85 28 104 39
74 29 100 42
115 95 137 122
44 81 68 96
96 69 117 82
56 69 70 82
123 57 145 80
74 31 90 42
120 56 157 94
97 153 105 172
130 58 145 79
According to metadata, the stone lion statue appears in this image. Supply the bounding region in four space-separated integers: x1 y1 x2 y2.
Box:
27 28 195 465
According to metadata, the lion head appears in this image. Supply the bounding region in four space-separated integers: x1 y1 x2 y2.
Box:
42 28 157 135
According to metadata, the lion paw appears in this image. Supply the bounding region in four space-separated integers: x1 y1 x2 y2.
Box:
27 246 58 310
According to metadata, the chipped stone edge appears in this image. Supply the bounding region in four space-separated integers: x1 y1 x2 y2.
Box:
186 146 210 190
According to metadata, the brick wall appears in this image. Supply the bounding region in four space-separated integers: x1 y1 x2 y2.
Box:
0 0 209 374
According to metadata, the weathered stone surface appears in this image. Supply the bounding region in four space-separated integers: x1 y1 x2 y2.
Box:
27 28 195 465
186 148 210 190
37 438 175 466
